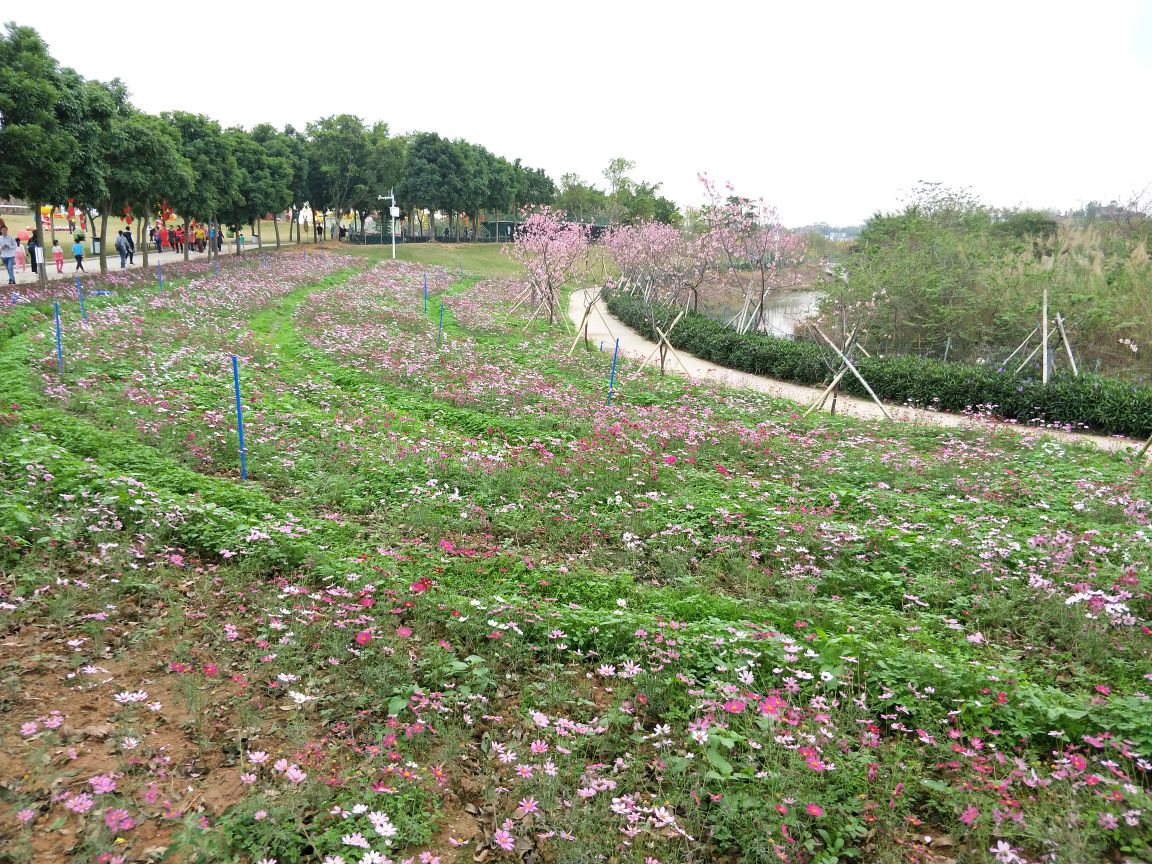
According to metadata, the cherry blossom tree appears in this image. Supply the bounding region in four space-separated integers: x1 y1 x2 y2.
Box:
506 207 590 326
696 173 807 334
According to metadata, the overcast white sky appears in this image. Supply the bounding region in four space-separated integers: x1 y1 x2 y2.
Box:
23 0 1152 226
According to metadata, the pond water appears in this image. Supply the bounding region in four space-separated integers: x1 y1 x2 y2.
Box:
703 289 825 338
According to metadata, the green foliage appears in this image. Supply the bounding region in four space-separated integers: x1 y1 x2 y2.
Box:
839 189 1152 377
607 289 1152 437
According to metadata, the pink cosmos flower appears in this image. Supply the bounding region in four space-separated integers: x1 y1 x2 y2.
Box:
493 828 515 852
103 808 136 833
806 803 824 816
355 630 373 646
396 626 412 638
65 793 94 814
89 775 117 794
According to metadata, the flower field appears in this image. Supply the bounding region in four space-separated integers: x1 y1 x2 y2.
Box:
0 251 1148 864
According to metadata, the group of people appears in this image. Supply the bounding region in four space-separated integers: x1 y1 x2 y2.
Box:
148 223 221 255
0 216 236 284
0 219 77 283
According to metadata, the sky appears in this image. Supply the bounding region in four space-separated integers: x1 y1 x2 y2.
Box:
20 0 1152 226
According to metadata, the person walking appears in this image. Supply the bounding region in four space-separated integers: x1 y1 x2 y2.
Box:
159 225 169 252
115 230 129 268
125 228 135 264
154 224 163 255
72 237 85 271
14 239 26 272
27 235 38 275
52 240 64 274
0 226 16 285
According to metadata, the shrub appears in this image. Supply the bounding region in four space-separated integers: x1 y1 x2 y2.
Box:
606 291 1152 437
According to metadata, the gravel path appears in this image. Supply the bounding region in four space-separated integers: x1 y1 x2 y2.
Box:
567 287 1141 455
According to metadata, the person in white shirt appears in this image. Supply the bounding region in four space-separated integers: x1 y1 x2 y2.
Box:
0 226 17 285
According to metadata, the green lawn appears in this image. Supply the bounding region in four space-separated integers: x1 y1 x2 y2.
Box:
339 240 526 277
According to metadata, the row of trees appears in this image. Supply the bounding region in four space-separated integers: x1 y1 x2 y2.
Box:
554 158 681 226
0 23 561 286
516 176 809 340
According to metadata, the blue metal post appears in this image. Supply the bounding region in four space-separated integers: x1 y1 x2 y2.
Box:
423 272 428 313
606 339 620 405
75 276 86 321
232 355 247 480
600 340 604 352
437 303 444 348
214 257 220 276
54 303 64 372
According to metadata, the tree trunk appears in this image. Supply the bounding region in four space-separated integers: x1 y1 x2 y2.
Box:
32 205 47 290
273 215 281 248
140 212 149 268
429 210 436 242
254 221 263 251
183 220 190 262
99 205 110 274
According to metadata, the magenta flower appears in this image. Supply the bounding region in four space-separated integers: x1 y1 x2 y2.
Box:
103 808 136 833
493 828 516 852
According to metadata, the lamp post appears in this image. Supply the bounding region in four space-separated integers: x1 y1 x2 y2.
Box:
379 190 398 259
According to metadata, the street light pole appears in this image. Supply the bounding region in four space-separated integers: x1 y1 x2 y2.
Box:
379 190 397 260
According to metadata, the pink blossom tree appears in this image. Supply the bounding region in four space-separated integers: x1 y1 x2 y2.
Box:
506 207 590 326
695 173 807 333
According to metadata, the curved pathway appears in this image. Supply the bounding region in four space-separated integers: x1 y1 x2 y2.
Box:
568 287 1141 454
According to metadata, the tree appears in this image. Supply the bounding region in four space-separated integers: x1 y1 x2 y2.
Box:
249 124 297 248
346 123 404 243
66 75 123 274
307 114 369 243
556 173 607 223
282 125 312 242
399 131 462 241
505 207 589 325
518 166 556 209
105 109 193 268
164 112 241 261
0 24 83 288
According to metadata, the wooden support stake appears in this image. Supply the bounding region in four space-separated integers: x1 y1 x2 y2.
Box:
814 327 892 420
1136 433 1152 462
1001 327 1039 369
1055 314 1078 376
654 323 692 377
568 302 594 355
803 368 848 417
1041 287 1049 385
636 309 687 374
1015 327 1054 375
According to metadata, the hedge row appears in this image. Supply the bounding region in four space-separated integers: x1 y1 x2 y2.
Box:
606 292 1152 439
